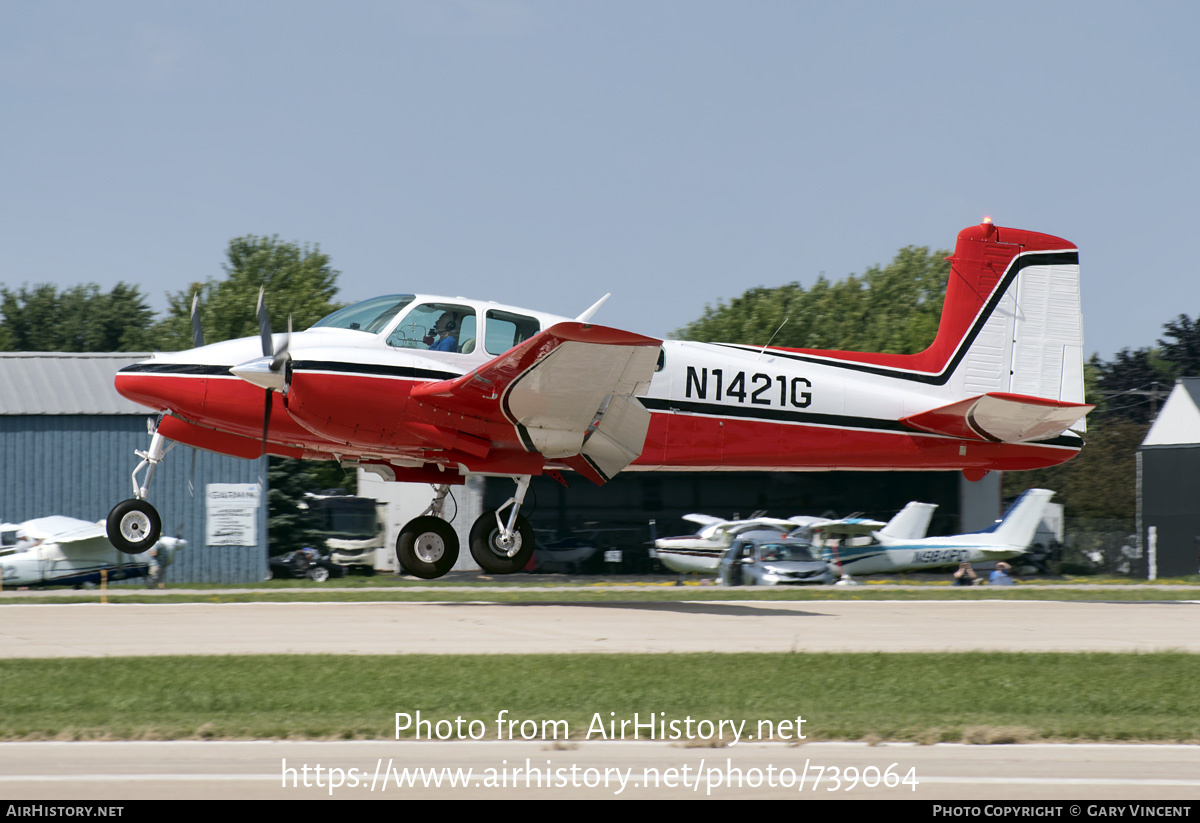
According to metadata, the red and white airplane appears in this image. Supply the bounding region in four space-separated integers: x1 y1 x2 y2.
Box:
108 219 1090 579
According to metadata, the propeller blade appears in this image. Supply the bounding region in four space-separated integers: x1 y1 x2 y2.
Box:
190 293 205 349
256 286 272 358
270 314 292 372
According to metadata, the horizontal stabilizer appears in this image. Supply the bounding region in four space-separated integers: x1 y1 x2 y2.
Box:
875 502 937 542
900 392 1092 443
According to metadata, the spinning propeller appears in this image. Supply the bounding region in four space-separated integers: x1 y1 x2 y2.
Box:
226 288 292 454
255 287 291 451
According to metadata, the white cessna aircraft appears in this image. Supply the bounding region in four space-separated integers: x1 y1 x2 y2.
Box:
656 502 936 575
824 489 1055 575
0 516 185 588
654 513 807 575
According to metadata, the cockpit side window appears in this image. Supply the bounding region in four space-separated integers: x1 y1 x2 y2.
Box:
484 310 541 355
387 303 477 353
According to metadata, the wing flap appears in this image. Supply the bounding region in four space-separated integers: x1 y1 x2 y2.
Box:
901 392 1093 443
411 321 662 481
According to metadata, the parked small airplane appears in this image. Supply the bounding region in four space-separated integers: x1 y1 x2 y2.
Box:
656 502 937 576
0 516 185 588
824 489 1055 575
798 501 938 572
654 513 804 575
107 220 1089 580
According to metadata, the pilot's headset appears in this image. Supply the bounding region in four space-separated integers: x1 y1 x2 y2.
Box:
439 312 458 333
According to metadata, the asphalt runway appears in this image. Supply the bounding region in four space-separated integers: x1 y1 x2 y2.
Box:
5 597 1200 801
2 598 1199 657
4 740 1200 801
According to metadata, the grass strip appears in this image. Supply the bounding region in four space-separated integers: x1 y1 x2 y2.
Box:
2 652 1197 744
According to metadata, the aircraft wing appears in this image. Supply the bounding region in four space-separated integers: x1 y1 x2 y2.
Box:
900 393 1093 443
19 516 107 543
410 321 662 484
683 514 725 527
725 519 797 535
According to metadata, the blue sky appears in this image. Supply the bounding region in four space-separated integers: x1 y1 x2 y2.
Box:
3 1 1197 359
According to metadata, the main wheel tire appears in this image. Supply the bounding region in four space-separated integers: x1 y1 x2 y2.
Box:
469 510 535 575
396 517 459 580
106 499 162 555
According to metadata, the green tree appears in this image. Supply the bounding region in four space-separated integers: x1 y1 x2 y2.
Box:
674 246 950 354
0 282 156 351
153 235 340 351
153 235 351 546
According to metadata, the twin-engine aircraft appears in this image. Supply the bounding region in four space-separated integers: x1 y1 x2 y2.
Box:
108 220 1090 579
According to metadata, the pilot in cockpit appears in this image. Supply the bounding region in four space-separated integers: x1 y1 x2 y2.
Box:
427 311 459 352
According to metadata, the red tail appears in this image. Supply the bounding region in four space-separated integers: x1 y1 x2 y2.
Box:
775 220 1078 375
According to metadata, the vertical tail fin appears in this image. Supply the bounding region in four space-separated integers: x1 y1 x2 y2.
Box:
987 489 1055 548
947 222 1085 420
875 502 937 541
783 221 1084 419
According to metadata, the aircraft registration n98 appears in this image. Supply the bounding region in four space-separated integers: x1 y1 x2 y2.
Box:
109 220 1090 580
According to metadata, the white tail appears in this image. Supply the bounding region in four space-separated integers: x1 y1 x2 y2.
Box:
987 489 1056 548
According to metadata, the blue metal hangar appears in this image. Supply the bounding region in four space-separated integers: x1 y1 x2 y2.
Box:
0 352 267 583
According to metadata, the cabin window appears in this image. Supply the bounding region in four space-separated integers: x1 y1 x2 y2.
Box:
387 303 477 353
484 310 540 355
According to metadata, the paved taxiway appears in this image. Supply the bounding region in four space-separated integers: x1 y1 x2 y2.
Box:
2 598 1199 657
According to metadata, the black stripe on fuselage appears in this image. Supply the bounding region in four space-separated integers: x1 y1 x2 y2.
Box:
290 361 460 381
638 396 1082 449
713 250 1079 385
120 363 232 376
122 361 461 381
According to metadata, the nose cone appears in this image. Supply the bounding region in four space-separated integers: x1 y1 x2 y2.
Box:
230 356 286 392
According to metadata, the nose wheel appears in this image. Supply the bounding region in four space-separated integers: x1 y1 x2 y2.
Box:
106 499 162 555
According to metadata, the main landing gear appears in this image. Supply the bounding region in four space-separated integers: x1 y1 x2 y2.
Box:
470 476 534 575
395 477 536 580
107 428 172 554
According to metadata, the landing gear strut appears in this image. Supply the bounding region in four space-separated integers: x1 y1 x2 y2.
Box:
107 428 172 554
396 484 460 579
469 476 535 574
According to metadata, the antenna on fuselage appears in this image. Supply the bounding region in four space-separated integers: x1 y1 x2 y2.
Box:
576 293 611 323
756 317 789 361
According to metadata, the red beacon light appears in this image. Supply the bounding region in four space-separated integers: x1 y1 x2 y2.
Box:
980 216 997 239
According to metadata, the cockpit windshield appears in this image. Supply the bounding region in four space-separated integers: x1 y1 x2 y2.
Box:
311 295 415 334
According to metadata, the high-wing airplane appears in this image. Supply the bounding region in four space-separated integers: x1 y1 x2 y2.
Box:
0 516 185 588
823 489 1055 575
654 513 804 575
655 502 936 576
796 501 938 573
106 220 1090 580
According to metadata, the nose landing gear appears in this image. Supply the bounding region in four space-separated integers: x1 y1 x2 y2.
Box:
107 428 171 554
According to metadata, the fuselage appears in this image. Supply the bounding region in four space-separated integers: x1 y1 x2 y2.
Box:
828 541 1024 575
114 292 1083 481
0 521 184 588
